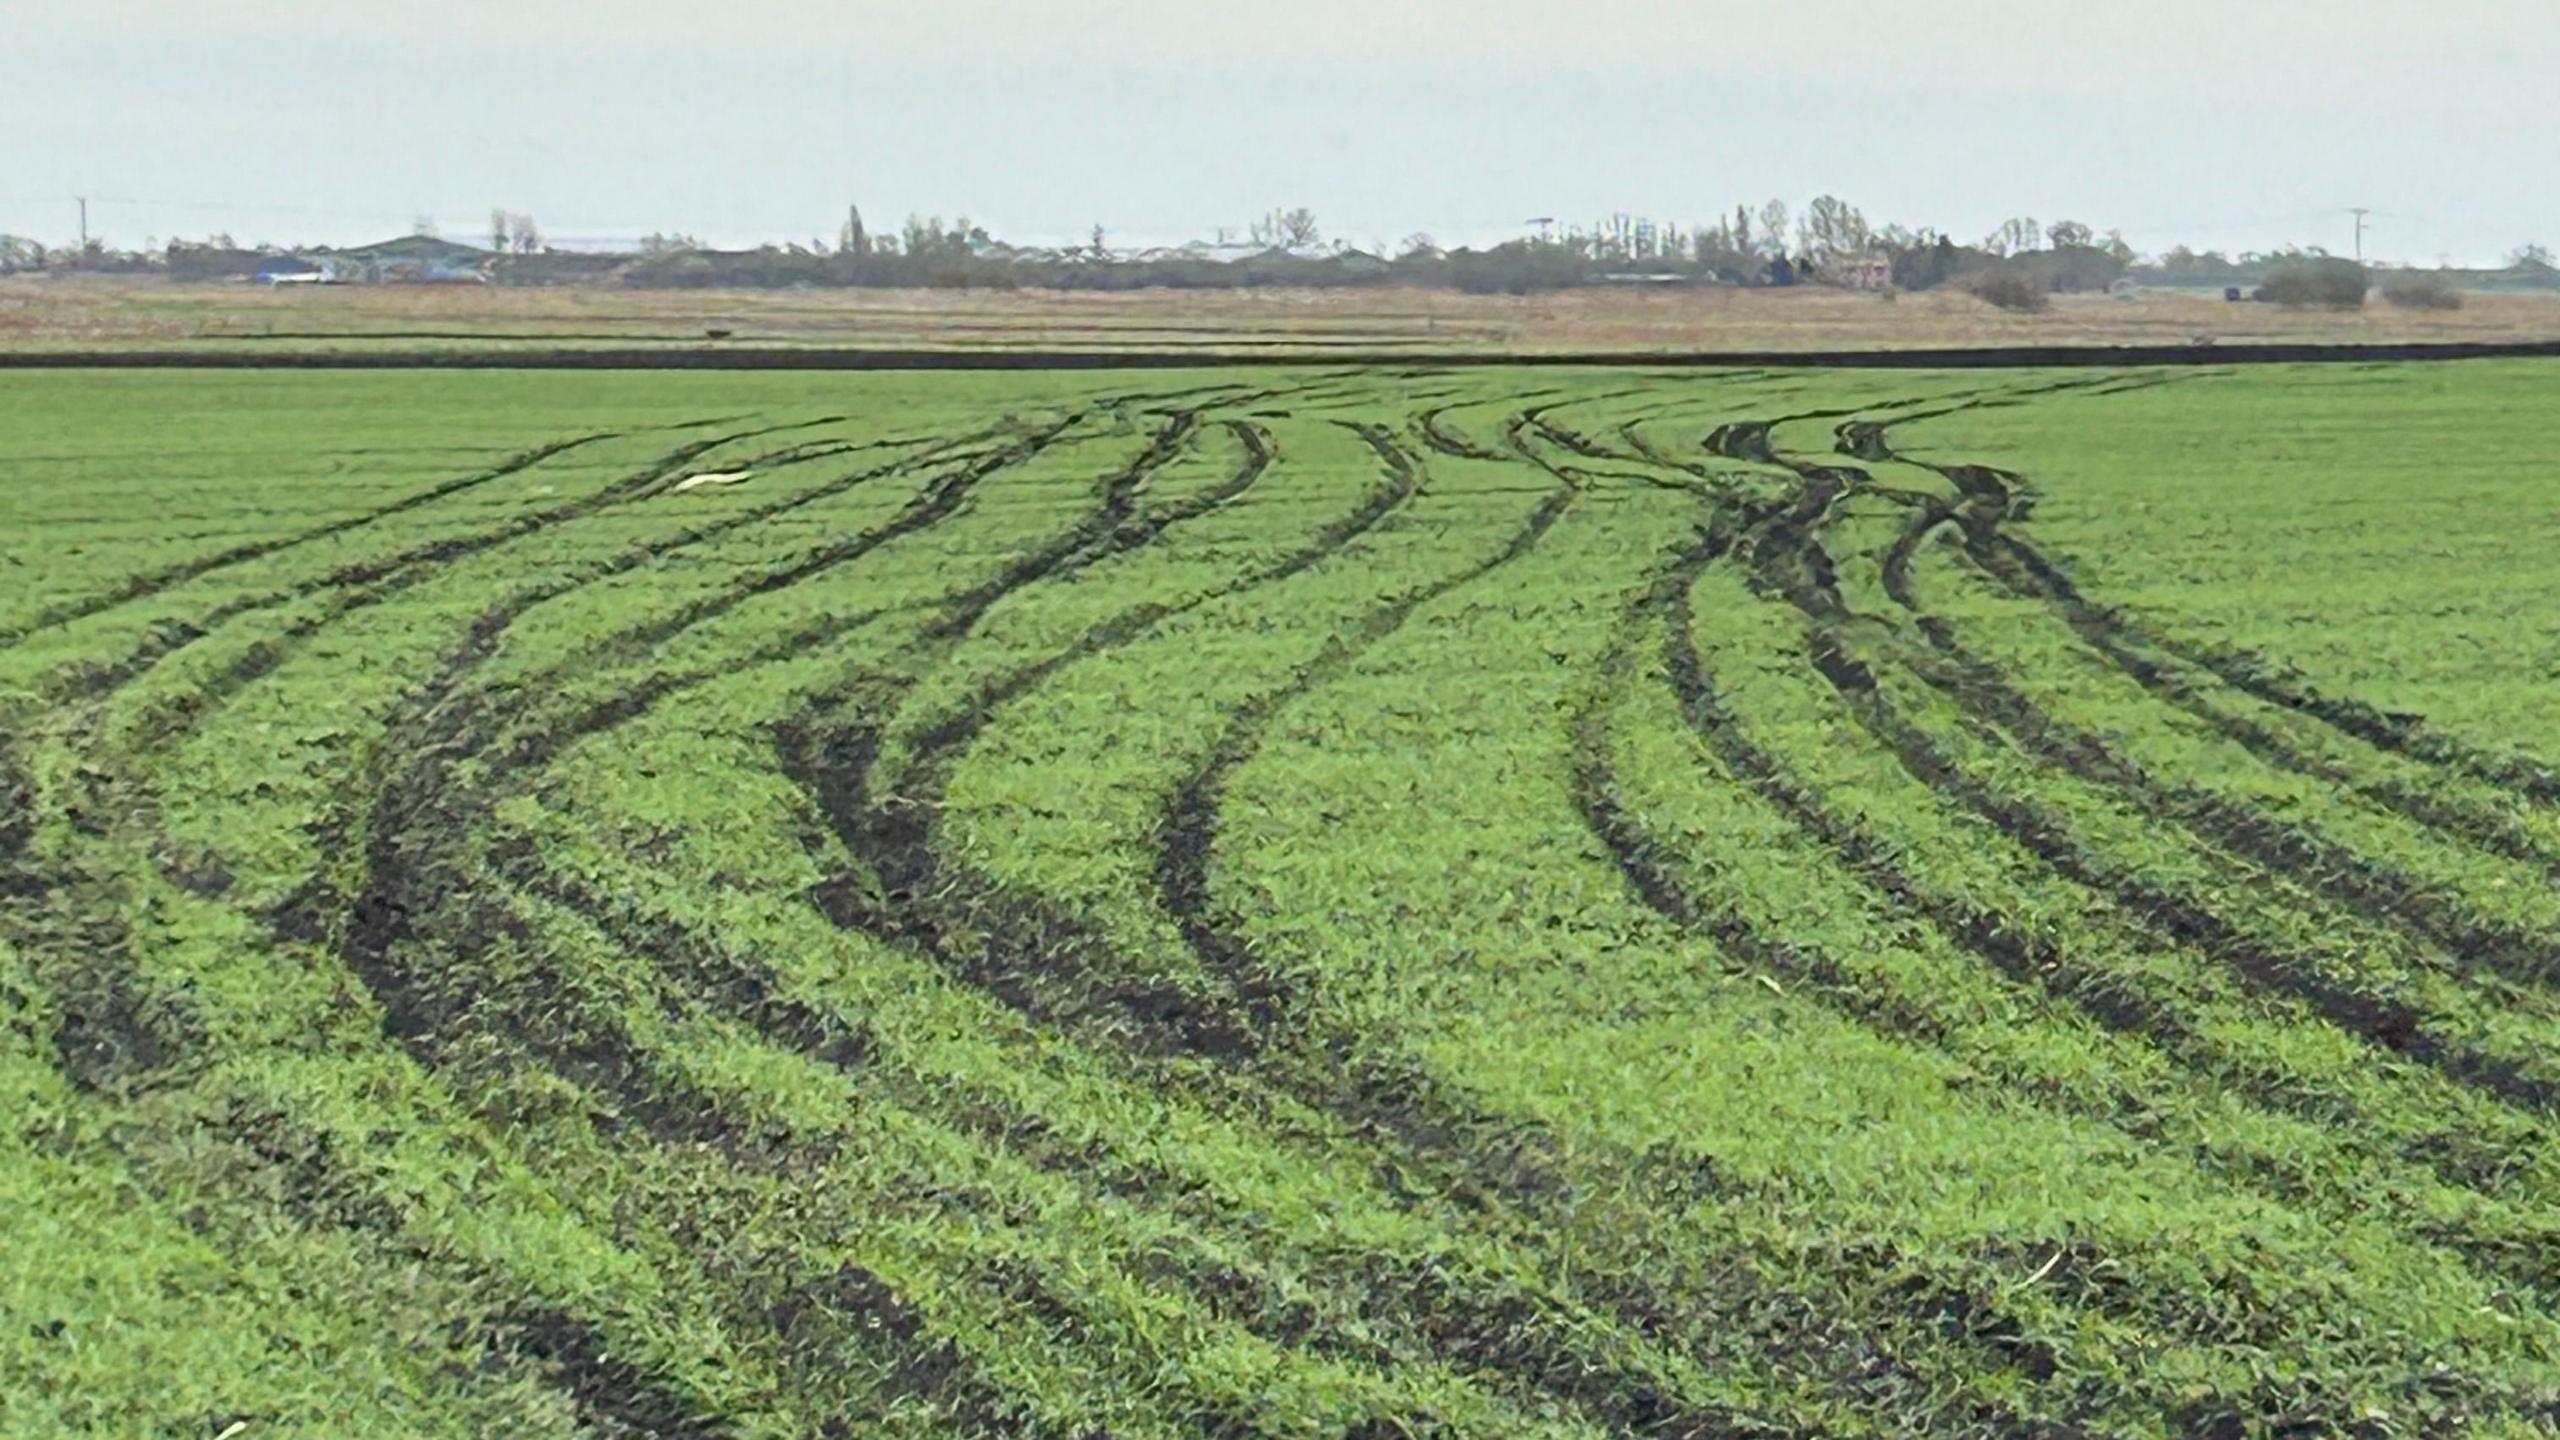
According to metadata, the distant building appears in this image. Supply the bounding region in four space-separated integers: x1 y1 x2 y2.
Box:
309 235 494 284
253 255 326 285
1832 252 1895 292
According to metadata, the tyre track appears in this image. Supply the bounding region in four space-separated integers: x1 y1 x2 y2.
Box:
1645 486 2560 1302
1835 419 2560 996
1714 426 2560 1117
1572 486 2560 1431
50 417 854 719
288 418 1093 1434
778 417 1852 1438
276 381 1299 1433
6 431 618 641
1853 403 2560 891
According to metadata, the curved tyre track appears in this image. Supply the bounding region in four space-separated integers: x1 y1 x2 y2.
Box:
1740 510 2560 1117
778 420 1875 1438
7 431 619 641
1844 414 2560 990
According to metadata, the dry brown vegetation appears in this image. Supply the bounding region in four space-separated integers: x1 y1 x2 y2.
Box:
8 273 2560 356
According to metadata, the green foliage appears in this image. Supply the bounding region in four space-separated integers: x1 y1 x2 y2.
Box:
1964 268 2050 312
9 362 2560 1438
2257 257 2372 308
2381 272 2465 310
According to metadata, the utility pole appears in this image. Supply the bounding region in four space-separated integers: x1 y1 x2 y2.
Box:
2349 207 2370 263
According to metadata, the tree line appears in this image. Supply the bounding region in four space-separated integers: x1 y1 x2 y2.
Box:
15 196 2560 299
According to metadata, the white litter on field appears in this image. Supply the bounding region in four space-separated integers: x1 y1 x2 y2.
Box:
671 470 752 494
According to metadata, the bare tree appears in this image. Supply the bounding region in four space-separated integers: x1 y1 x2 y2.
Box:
489 209 511 252
1799 195 1872 262
1984 217 2043 258
2513 242 2555 270
1757 199 1791 256
508 213 541 254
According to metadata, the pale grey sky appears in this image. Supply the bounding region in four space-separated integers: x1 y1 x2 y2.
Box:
6 0 2554 263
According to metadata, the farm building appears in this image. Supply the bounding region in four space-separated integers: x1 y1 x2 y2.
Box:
308 235 494 284
1832 252 1895 291
254 255 327 285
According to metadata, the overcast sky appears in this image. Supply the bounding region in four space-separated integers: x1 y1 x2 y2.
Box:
6 0 2554 263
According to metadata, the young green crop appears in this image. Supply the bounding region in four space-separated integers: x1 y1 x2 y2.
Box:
7 359 2560 1438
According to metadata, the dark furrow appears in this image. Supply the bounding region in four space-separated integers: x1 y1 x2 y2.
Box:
1825 441 2560 997
497 1310 735 1440
1723 393 2560 1113
1562 512 2094 1434
54 417 846 710
1899 620 2560 994
1658 497 2560 1294
1159 426 1572 1034
777 420 1840 1437
7 431 617 640
1800 624 2560 1115
911 409 1205 648
1841 387 2560 826
264 415 1118 1434
104 426 947 764
510 863 1473 1429
1854 404 2560 895
328 419 1089 1063
1964 541 2560 874
1572 503 2560 1431
2004 534 2560 807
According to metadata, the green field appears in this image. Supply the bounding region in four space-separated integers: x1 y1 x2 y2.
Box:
8 360 2560 1438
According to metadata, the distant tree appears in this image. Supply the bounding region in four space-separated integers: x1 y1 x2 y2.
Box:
2047 219 2094 250
2257 257 2370 308
1280 207 1321 248
1731 204 1754 256
2513 242 2556 270
490 209 510 252
1398 232 1440 259
1984 217 2042 258
1799 195 1872 262
412 215 441 239
1090 223 1108 260
2380 272 2463 310
1757 199 1791 256
840 205 869 259
1966 268 2049 312
508 213 541 254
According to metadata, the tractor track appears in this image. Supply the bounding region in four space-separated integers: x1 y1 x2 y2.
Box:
29 368 2560 1438
248 378 1342 1434
1710 402 2560 1120
1842 413 2560 995
1634 487 2560 1303
773 417 1885 1438
6 430 619 641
